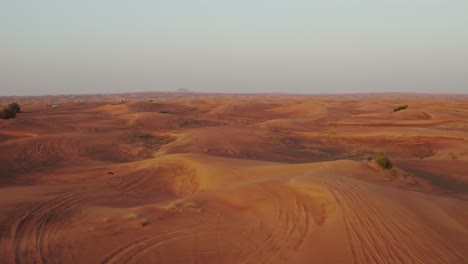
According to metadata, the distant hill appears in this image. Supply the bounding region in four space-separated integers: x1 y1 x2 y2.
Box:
176 88 193 93
177 88 193 93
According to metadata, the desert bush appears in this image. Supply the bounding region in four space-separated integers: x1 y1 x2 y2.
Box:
1 102 21 119
7 102 21 113
393 105 408 112
374 151 393 169
0 107 17 119
125 213 139 220
138 218 149 227
365 155 373 161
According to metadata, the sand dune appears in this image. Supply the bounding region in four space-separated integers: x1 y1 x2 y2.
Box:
0 93 467 263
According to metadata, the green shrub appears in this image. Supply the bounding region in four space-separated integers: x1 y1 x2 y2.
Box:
1 103 21 119
7 102 21 113
374 151 393 169
0 107 16 119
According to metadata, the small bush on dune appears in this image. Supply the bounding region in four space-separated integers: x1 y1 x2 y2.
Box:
125 213 139 220
124 213 150 227
138 218 149 227
7 102 21 113
0 108 16 119
1 102 21 119
374 151 393 169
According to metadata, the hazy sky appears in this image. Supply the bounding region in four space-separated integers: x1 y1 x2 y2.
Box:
1 0 467 95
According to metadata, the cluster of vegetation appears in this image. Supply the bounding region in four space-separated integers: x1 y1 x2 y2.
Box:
393 104 408 112
125 213 149 227
365 151 394 169
0 103 21 119
374 151 393 169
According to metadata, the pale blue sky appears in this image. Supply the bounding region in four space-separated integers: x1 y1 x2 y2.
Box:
1 0 467 95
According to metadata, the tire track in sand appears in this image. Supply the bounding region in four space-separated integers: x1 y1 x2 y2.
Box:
313 175 465 264
101 224 245 264
13 136 83 174
239 185 313 264
10 193 90 264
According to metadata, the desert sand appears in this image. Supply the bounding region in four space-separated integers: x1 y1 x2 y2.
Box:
0 93 467 263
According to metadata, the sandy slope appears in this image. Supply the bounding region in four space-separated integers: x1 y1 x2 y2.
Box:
0 93 467 263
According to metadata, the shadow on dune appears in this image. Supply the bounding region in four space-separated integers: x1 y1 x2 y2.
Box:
397 161 468 196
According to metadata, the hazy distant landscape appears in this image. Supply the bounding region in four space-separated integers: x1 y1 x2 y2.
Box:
2 0 468 263
0 92 467 263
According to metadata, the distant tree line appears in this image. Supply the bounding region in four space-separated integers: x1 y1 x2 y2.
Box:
0 103 21 119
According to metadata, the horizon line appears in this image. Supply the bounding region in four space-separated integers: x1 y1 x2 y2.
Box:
1 90 468 98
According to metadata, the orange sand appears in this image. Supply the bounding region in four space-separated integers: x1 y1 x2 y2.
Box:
0 93 467 263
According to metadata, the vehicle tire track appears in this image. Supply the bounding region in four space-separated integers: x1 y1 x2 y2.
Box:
239 184 313 264
101 224 244 264
313 175 465 264
13 136 83 174
10 193 90 264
